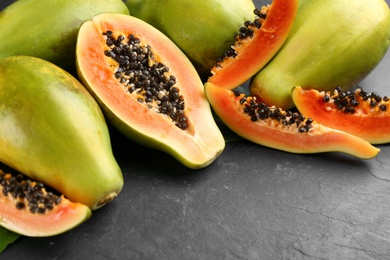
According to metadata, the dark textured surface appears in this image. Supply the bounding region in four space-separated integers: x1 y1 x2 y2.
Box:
1 0 390 259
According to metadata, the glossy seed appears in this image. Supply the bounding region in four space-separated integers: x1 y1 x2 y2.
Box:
323 94 330 102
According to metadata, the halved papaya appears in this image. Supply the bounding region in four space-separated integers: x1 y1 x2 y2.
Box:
205 82 380 159
207 0 299 90
0 170 91 237
292 86 390 144
76 13 225 169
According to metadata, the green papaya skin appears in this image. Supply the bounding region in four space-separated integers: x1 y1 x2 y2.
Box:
0 0 129 74
250 0 390 109
125 0 255 80
0 56 123 210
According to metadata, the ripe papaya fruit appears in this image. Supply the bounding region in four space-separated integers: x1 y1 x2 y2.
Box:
76 13 225 169
0 56 123 211
0 0 129 74
250 0 390 109
125 0 255 80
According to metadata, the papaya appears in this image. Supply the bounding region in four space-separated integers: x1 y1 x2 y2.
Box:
0 0 129 74
205 82 380 159
250 0 390 109
207 0 299 90
0 56 123 211
0 169 91 237
292 86 390 145
124 0 255 80
76 13 225 169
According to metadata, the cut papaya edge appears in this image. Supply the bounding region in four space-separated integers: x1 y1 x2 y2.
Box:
207 0 299 90
205 82 380 159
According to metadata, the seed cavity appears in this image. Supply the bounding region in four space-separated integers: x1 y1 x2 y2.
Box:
215 6 269 67
0 170 62 214
103 31 188 130
233 90 313 133
322 87 388 113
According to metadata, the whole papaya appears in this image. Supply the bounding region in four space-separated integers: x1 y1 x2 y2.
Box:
0 0 129 74
250 0 390 109
0 56 123 210
125 0 255 80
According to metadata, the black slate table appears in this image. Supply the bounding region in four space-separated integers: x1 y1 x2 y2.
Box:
1 0 390 259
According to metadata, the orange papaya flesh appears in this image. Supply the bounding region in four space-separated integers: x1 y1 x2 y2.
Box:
207 0 298 90
205 82 380 159
76 13 225 169
292 86 390 145
0 170 91 237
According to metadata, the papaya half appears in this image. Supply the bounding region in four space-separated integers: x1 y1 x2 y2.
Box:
125 0 255 80
0 56 123 211
250 0 390 109
207 0 299 90
0 0 129 74
76 13 225 169
0 169 91 237
205 82 380 159
292 86 390 145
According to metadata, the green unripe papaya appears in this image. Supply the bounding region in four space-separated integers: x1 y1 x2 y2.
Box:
125 0 255 80
250 0 390 109
0 56 123 210
0 0 129 74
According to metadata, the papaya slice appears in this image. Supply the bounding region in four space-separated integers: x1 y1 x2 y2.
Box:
207 0 299 90
205 82 380 159
292 86 390 145
76 13 225 169
0 170 91 237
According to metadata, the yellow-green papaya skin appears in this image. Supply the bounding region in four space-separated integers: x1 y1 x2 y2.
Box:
250 0 390 110
125 0 255 80
0 56 123 210
0 0 129 74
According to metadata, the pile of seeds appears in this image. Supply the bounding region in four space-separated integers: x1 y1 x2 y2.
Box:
216 6 269 65
103 31 188 130
234 90 313 133
0 170 62 214
323 87 389 114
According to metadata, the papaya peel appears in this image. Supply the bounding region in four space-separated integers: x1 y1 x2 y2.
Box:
250 0 390 110
0 0 129 74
